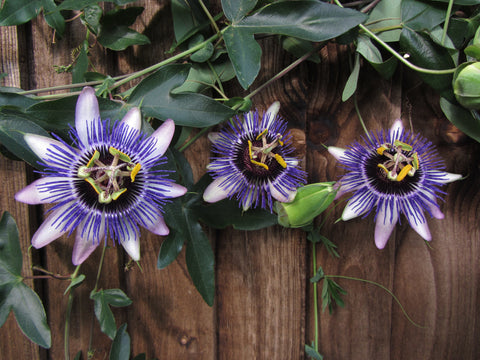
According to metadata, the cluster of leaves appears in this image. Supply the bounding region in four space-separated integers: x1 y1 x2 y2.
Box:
343 0 480 142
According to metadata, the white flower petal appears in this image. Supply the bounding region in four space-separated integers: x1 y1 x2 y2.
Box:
328 146 346 161
424 192 444 219
72 220 104 266
203 177 230 203
268 180 294 203
24 134 74 166
31 202 74 248
264 101 280 129
404 202 432 241
146 119 175 160
120 107 142 132
374 202 399 249
389 119 404 140
121 228 140 261
75 87 100 146
15 177 69 204
243 186 258 211
207 132 221 144
437 171 462 184
165 183 187 198
144 212 169 236
341 195 372 221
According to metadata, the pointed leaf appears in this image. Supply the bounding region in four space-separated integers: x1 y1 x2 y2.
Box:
222 0 257 22
185 222 215 306
109 323 130 360
235 1 367 41
157 231 184 270
342 53 360 101
90 289 131 339
128 64 235 127
305 344 324 360
42 0 65 37
223 26 261 89
0 0 42 26
11 283 51 348
0 92 39 110
401 0 446 31
440 97 480 143
0 212 22 279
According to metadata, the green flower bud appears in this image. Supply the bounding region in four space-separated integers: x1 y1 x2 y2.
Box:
453 62 480 110
275 182 337 228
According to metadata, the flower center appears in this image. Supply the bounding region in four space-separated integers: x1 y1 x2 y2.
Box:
375 140 419 182
247 129 287 171
77 147 141 204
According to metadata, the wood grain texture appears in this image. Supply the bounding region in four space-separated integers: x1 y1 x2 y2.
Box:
0 0 479 359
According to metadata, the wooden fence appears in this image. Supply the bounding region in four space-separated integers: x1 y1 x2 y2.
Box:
1 1 479 359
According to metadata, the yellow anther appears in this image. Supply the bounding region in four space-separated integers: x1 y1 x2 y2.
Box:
393 140 413 151
87 150 100 168
130 163 141 182
250 158 269 170
248 140 253 159
412 152 419 170
376 146 387 155
85 177 101 194
109 147 131 162
111 188 127 201
377 163 389 174
274 153 287 168
256 129 268 140
397 164 413 181
278 139 284 146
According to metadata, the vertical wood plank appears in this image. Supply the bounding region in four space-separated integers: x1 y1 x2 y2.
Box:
0 25 42 360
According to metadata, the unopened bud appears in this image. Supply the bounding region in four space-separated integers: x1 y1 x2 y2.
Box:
453 62 480 109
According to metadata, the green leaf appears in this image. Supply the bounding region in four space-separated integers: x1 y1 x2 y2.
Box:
465 44 480 60
321 278 347 314
235 0 368 41
0 108 51 168
0 92 39 110
198 198 278 230
171 0 211 45
82 5 103 34
11 282 51 348
401 0 446 32
0 212 22 284
0 0 42 26
90 289 132 339
367 0 401 42
128 64 235 127
42 0 65 37
431 0 480 5
356 35 397 79
57 0 137 11
440 97 480 143
342 53 360 101
97 7 150 51
63 274 86 295
222 0 257 22
109 323 130 360
223 26 261 89
0 284 15 327
399 27 455 100
185 221 215 306
72 41 89 85
157 231 184 270
305 344 324 360
310 266 325 283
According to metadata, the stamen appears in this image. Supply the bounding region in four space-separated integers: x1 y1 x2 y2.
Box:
393 140 413 151
377 163 389 175
87 150 100 168
274 153 287 168
397 164 413 181
85 177 101 194
111 188 127 200
99 191 112 204
109 147 131 163
376 146 388 155
130 163 141 182
78 166 91 178
256 129 268 140
250 159 269 170
248 140 253 159
412 152 419 170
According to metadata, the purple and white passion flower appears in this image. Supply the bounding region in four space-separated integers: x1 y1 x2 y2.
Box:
203 102 306 211
328 120 462 249
15 87 186 265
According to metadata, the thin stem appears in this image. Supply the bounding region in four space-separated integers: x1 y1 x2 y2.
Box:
312 241 319 353
88 245 107 355
110 29 226 91
65 265 82 360
441 0 454 45
246 43 324 100
178 126 212 152
327 275 426 328
199 0 221 35
353 92 372 141
333 0 457 75
18 76 129 95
